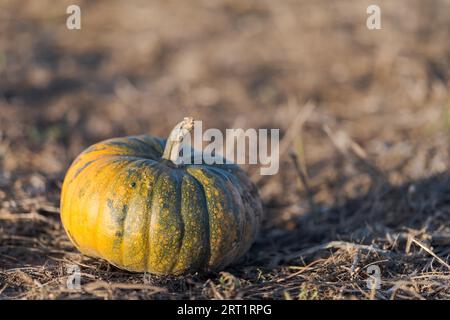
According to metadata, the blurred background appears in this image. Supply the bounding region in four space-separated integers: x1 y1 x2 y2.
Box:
0 0 449 299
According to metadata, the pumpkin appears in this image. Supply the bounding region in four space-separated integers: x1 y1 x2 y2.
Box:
60 117 263 275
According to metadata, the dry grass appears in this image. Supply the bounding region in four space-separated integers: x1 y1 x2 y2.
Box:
0 0 449 299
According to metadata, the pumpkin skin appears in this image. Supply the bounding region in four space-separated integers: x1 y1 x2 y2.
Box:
60 134 263 275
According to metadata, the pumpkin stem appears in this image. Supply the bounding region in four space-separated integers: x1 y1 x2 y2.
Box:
162 117 195 163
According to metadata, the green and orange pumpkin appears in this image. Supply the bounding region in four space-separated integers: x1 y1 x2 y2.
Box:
60 118 263 275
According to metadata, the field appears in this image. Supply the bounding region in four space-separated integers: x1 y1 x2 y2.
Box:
0 0 449 299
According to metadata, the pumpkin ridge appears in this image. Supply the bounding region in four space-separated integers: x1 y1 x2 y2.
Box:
137 135 166 154
63 154 114 255
76 140 127 158
114 159 139 267
77 143 110 158
201 167 244 266
160 169 184 273
113 158 153 265
205 167 246 262
128 136 153 153
67 154 116 187
141 161 164 272
87 157 125 256
69 159 97 184
127 136 161 157
91 138 156 159
183 172 212 271
186 167 239 269
168 170 185 274
119 158 154 270
94 159 131 262
119 155 160 163
224 168 259 258
65 157 94 249
147 166 174 272
77 156 122 254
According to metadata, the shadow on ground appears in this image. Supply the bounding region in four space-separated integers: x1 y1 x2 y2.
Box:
1 171 448 299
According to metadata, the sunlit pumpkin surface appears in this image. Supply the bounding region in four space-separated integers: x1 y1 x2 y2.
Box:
60 134 263 275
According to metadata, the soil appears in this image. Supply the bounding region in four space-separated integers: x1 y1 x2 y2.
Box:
0 0 449 299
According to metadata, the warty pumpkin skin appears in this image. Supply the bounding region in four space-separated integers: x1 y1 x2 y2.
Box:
60 118 263 275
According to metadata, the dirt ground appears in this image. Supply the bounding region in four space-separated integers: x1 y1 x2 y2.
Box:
1 0 449 299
